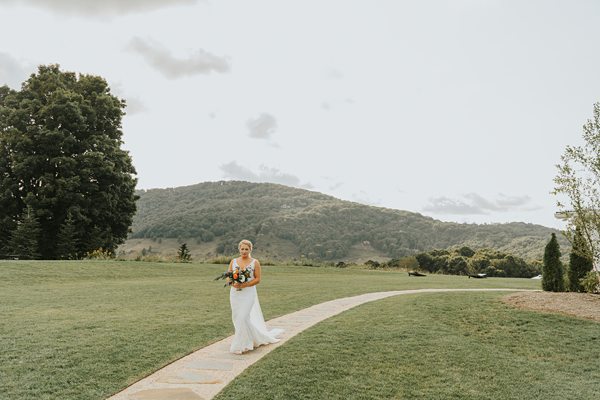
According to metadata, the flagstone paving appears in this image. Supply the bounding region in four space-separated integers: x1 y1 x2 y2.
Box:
107 288 532 400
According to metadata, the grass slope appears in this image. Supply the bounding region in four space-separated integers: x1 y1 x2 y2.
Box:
216 292 600 400
1 260 539 399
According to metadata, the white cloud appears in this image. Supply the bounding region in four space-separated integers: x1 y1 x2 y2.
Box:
496 193 532 207
0 53 33 89
423 196 488 215
123 97 147 115
220 161 258 182
324 68 344 80
464 193 502 212
4 0 200 17
126 37 231 79
246 113 277 140
423 193 538 215
111 82 147 116
220 162 310 188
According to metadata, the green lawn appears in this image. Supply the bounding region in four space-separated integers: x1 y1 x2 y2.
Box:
1 260 541 399
216 292 600 400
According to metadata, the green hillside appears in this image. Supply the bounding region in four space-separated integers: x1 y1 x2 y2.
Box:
125 181 565 261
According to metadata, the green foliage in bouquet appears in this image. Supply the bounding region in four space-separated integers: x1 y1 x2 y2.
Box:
214 268 251 289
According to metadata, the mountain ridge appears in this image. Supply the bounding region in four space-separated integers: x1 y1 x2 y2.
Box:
124 180 565 261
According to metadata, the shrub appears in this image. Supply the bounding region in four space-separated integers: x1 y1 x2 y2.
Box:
581 271 600 294
85 248 114 260
365 260 381 269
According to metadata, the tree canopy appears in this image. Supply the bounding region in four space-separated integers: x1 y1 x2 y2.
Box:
554 102 600 277
0 65 137 259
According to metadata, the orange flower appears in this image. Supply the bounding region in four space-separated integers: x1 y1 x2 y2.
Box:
233 273 238 279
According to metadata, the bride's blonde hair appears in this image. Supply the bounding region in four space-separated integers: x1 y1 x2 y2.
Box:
238 239 253 251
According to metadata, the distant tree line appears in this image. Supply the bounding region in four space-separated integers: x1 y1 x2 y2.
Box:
364 257 419 270
414 246 541 278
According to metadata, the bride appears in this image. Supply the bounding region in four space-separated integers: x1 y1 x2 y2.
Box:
228 239 283 354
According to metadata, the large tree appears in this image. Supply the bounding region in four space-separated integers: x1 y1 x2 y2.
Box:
0 65 137 259
554 102 600 285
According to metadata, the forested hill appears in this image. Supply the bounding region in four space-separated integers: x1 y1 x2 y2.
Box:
129 181 564 261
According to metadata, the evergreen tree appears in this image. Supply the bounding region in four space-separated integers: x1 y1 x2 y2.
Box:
85 226 107 255
567 227 593 292
56 212 79 260
177 243 191 262
0 65 138 259
7 207 41 259
542 233 564 292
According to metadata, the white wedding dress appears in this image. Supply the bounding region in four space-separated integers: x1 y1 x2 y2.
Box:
229 258 284 354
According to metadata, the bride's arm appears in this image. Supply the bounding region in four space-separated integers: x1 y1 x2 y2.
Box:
226 259 234 285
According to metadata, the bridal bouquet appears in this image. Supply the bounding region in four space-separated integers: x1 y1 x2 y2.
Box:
214 268 251 290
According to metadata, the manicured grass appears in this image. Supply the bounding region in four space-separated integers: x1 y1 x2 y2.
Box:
0 261 538 399
216 292 600 400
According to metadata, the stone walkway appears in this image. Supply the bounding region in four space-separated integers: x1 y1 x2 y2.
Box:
107 288 530 400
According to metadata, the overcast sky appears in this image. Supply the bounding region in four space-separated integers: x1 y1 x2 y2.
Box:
1 0 599 229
